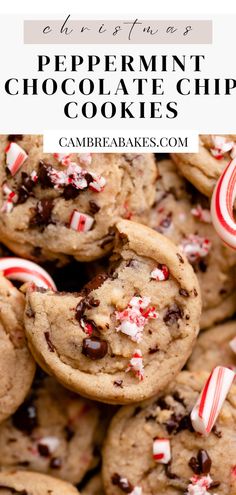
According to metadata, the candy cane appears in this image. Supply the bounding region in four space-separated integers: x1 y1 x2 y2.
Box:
69 210 94 232
211 158 236 249
0 258 56 290
153 438 171 464
5 142 28 176
190 366 235 436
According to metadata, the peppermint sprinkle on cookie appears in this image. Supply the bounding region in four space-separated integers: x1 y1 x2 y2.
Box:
115 296 158 342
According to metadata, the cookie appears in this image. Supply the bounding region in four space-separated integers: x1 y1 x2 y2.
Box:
0 274 35 423
0 135 157 263
0 373 109 484
188 320 236 373
24 219 201 404
81 474 104 495
148 159 236 329
171 134 236 197
102 370 236 495
0 470 79 495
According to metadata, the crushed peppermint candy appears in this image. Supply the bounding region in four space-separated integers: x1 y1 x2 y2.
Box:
41 162 106 193
180 235 212 263
210 135 234 160
229 336 236 354
191 205 211 224
126 349 144 381
115 296 158 343
78 153 92 166
69 210 94 232
186 475 217 495
37 436 60 455
53 153 72 166
31 170 38 182
153 438 171 464
1 183 18 213
5 142 28 176
150 264 169 281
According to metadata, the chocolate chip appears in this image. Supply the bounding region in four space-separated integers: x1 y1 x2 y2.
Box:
38 443 50 457
114 380 123 388
30 198 54 227
177 253 184 264
166 413 193 435
63 184 80 200
81 273 108 295
198 259 207 272
17 173 36 205
189 455 201 474
89 201 100 214
163 304 183 326
164 463 178 480
193 288 198 297
64 425 74 441
156 397 170 410
197 449 212 474
148 345 159 354
179 289 189 297
84 172 94 184
8 134 23 142
111 474 133 494
37 161 54 188
165 413 183 434
50 457 62 469
25 305 35 318
82 336 108 360
44 332 55 352
12 397 38 433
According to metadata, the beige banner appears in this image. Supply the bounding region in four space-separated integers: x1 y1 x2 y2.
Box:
24 19 212 44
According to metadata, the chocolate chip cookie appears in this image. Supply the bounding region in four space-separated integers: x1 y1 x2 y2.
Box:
102 371 236 495
0 373 109 484
148 159 236 329
0 135 157 263
0 274 35 423
188 320 236 373
0 470 79 494
171 134 236 197
24 219 201 404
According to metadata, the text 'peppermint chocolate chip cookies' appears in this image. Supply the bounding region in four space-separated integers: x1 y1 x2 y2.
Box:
0 274 35 423
0 135 157 263
24 220 201 404
102 371 236 495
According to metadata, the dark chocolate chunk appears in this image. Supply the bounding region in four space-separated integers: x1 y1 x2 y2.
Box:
148 345 159 354
163 304 183 326
37 161 54 188
111 473 133 494
179 289 189 297
44 332 55 352
81 273 108 295
30 198 54 227
8 135 23 142
63 184 80 200
189 456 201 474
64 425 74 441
114 380 123 388
82 336 108 360
89 200 100 214
198 259 207 272
177 253 184 264
50 457 62 469
38 442 50 457
12 397 38 433
197 449 212 474
17 172 36 205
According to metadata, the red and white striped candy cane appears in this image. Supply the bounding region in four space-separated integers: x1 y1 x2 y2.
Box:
69 210 94 232
211 158 236 249
0 258 56 290
191 366 235 436
5 142 28 176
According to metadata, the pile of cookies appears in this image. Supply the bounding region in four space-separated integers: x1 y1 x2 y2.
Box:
0 135 235 495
